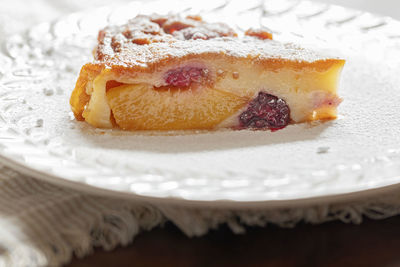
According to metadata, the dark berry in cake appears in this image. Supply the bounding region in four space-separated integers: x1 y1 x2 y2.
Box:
239 92 290 130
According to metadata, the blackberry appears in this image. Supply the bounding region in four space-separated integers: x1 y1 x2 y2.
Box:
239 92 290 130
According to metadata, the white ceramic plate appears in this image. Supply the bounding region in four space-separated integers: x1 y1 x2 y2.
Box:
0 0 400 208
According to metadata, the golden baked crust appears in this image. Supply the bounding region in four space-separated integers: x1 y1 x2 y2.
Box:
92 15 340 70
70 14 345 130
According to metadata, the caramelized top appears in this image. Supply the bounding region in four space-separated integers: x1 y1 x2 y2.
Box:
96 15 238 62
94 14 343 71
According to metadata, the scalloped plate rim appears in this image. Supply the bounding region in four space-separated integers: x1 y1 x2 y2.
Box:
1 153 400 208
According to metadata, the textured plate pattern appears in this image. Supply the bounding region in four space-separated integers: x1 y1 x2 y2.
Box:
0 0 400 206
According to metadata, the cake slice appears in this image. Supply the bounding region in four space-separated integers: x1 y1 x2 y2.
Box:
70 14 345 131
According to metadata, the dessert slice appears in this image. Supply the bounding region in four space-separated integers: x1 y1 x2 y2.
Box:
70 14 345 131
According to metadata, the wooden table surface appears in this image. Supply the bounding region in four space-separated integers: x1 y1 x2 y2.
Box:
68 215 400 267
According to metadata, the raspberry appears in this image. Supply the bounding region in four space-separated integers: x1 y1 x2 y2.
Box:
239 92 290 130
164 67 208 87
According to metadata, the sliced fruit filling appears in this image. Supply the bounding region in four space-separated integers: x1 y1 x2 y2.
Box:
106 83 248 130
105 66 292 131
105 65 293 131
75 58 344 131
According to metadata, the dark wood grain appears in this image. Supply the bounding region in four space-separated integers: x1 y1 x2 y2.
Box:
68 215 400 267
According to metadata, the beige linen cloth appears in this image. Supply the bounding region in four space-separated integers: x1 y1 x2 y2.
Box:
1 0 400 266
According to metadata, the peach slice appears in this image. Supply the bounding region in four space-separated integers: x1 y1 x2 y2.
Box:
106 84 248 130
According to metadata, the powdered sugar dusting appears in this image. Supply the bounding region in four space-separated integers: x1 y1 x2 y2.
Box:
95 14 337 69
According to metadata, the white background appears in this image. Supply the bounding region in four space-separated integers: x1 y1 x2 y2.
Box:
316 0 400 19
